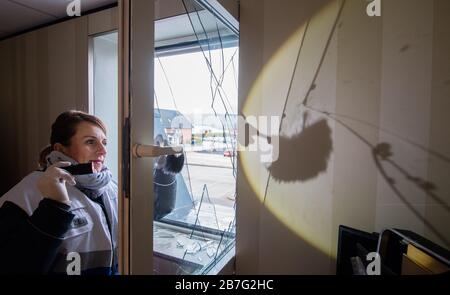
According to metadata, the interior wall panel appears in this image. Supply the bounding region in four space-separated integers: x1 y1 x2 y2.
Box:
0 8 115 195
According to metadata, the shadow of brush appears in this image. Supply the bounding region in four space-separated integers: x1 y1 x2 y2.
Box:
266 119 333 183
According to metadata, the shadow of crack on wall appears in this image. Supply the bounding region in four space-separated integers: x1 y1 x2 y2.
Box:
267 119 332 183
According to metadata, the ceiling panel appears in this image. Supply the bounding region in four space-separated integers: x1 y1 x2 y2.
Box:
13 0 116 17
79 0 116 13
0 0 56 38
12 0 73 17
0 0 117 39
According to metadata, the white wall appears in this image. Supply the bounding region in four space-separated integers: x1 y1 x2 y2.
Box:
0 8 117 195
0 17 88 194
237 0 450 274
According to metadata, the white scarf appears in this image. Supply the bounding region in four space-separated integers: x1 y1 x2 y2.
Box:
46 151 112 199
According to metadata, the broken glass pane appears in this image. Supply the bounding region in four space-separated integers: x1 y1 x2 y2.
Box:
153 0 238 275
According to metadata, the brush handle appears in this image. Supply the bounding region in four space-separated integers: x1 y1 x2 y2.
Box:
132 144 183 158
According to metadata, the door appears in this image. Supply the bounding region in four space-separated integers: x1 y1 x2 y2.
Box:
119 0 239 274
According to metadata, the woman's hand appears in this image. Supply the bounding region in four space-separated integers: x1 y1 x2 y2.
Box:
92 162 103 173
36 162 76 206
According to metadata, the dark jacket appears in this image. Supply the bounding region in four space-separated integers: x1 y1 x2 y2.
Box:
0 171 119 275
0 199 74 274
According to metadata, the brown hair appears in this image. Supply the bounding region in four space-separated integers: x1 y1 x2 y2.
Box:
38 110 107 168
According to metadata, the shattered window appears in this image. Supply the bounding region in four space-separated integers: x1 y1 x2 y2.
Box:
153 0 238 274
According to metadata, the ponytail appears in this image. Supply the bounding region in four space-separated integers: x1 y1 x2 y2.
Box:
38 145 53 169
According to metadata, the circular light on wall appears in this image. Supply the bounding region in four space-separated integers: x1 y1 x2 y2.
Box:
240 0 343 257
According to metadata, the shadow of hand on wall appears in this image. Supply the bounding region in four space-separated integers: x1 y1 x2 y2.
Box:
373 143 445 205
266 119 332 183
301 112 450 247
373 142 450 247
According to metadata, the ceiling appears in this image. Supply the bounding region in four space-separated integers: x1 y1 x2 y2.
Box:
0 0 117 39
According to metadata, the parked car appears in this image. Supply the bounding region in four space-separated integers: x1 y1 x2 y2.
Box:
223 149 236 157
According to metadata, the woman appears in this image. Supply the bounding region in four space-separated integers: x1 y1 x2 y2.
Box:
0 110 118 274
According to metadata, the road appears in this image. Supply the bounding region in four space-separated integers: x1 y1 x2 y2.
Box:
181 151 236 208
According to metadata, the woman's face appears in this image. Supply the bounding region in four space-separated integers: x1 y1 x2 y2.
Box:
56 122 107 172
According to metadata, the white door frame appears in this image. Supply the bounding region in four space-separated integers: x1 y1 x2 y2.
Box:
118 0 155 275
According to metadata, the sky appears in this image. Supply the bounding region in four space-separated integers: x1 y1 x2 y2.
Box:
154 47 239 117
